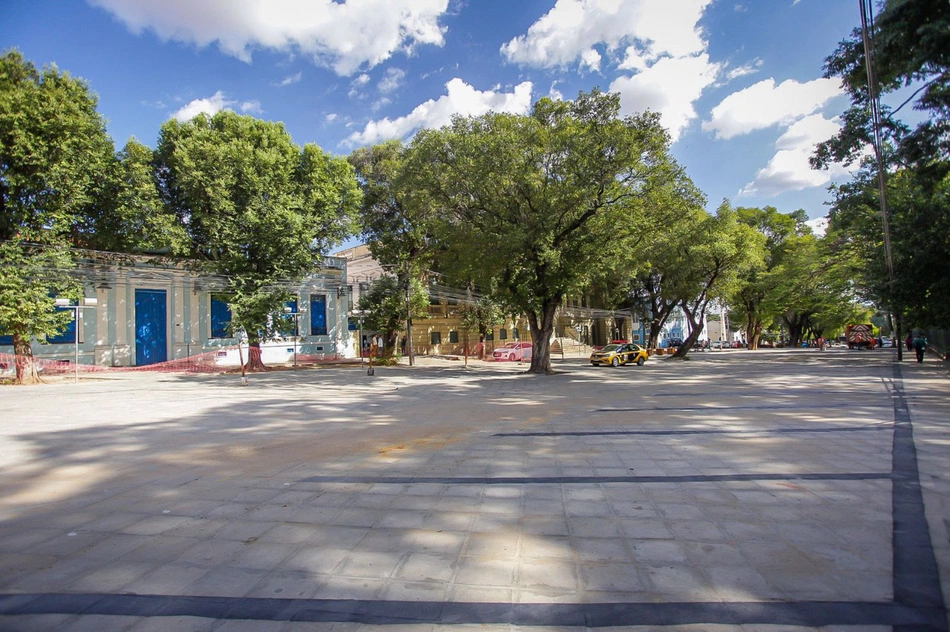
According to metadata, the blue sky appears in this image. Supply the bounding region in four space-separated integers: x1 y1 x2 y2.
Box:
3 0 867 241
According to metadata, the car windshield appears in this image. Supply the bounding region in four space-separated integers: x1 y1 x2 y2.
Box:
599 344 622 352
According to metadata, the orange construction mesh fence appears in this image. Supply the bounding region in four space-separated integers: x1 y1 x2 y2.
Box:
0 347 347 379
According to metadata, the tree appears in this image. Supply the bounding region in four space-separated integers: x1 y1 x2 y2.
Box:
826 165 950 329
406 90 676 374
814 0 950 330
670 203 764 357
731 206 809 349
814 0 950 169
357 275 429 356
77 138 187 254
156 111 361 369
458 292 506 358
0 50 115 384
349 140 435 275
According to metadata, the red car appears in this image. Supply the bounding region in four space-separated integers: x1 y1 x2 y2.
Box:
492 342 533 361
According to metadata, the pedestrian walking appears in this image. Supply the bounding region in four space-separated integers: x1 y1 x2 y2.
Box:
905 334 914 351
913 334 927 363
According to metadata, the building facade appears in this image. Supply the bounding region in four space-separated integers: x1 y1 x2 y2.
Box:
0 255 351 368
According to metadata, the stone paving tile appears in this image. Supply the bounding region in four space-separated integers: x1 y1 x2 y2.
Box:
2 353 948 629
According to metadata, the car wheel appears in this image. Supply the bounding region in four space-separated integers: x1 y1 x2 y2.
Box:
637 357 645 366
591 362 597 366
611 357 619 367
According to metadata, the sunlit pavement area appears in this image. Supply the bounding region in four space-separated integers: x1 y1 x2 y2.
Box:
1 347 949 631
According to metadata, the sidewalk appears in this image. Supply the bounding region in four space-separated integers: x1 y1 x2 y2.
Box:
0 347 947 630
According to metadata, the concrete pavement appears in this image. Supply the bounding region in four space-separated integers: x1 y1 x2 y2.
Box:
0 346 948 630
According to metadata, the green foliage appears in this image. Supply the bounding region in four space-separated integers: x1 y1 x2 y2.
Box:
814 0 950 330
459 294 505 340
0 50 114 244
357 275 429 354
0 242 80 342
828 164 950 328
155 110 361 346
77 138 188 253
0 50 114 382
814 0 950 168
731 205 812 348
349 140 435 276
669 202 765 354
405 89 677 372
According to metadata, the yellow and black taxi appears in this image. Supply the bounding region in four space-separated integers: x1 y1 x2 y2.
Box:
590 342 649 367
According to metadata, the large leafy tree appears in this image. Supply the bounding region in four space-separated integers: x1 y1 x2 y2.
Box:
357 275 429 356
406 90 676 374
156 111 361 369
814 0 950 168
669 203 764 357
349 140 435 274
815 0 950 330
731 206 809 349
0 50 115 384
77 138 187 254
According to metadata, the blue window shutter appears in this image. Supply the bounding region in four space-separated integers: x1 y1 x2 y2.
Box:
210 294 232 338
310 295 327 335
48 307 77 344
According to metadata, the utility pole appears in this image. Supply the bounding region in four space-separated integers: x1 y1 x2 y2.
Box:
859 0 902 361
404 262 414 366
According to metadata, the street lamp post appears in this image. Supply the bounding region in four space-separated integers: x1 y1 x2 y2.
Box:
55 297 98 383
282 306 299 368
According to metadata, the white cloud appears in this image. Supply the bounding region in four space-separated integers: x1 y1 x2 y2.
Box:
172 91 262 121
738 114 850 196
500 0 711 69
378 68 406 94
609 54 721 142
354 74 371 86
325 113 339 123
703 77 843 140
806 216 828 236
723 59 762 82
87 0 450 75
172 91 232 121
277 72 302 87
503 0 719 143
347 78 533 146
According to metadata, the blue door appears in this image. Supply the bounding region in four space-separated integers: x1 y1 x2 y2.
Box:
135 289 167 365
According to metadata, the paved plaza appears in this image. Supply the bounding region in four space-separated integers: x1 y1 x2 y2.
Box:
1 347 949 631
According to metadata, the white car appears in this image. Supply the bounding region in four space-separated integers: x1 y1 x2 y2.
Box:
492 342 532 362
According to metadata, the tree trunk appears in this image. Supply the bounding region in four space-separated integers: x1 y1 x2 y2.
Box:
528 301 559 374
244 341 267 371
13 334 41 385
672 302 704 358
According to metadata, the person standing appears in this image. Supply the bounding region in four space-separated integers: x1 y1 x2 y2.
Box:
906 334 914 351
913 334 928 363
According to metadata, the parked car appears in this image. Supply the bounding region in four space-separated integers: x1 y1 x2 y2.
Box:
492 341 532 362
590 343 648 367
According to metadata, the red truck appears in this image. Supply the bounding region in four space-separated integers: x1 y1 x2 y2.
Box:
846 324 875 349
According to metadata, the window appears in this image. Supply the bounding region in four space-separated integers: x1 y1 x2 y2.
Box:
485 330 494 341
0 329 13 345
210 294 232 338
513 328 519 340
431 331 442 345
449 330 459 343
499 329 507 340
48 307 77 344
281 299 298 336
310 295 327 335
